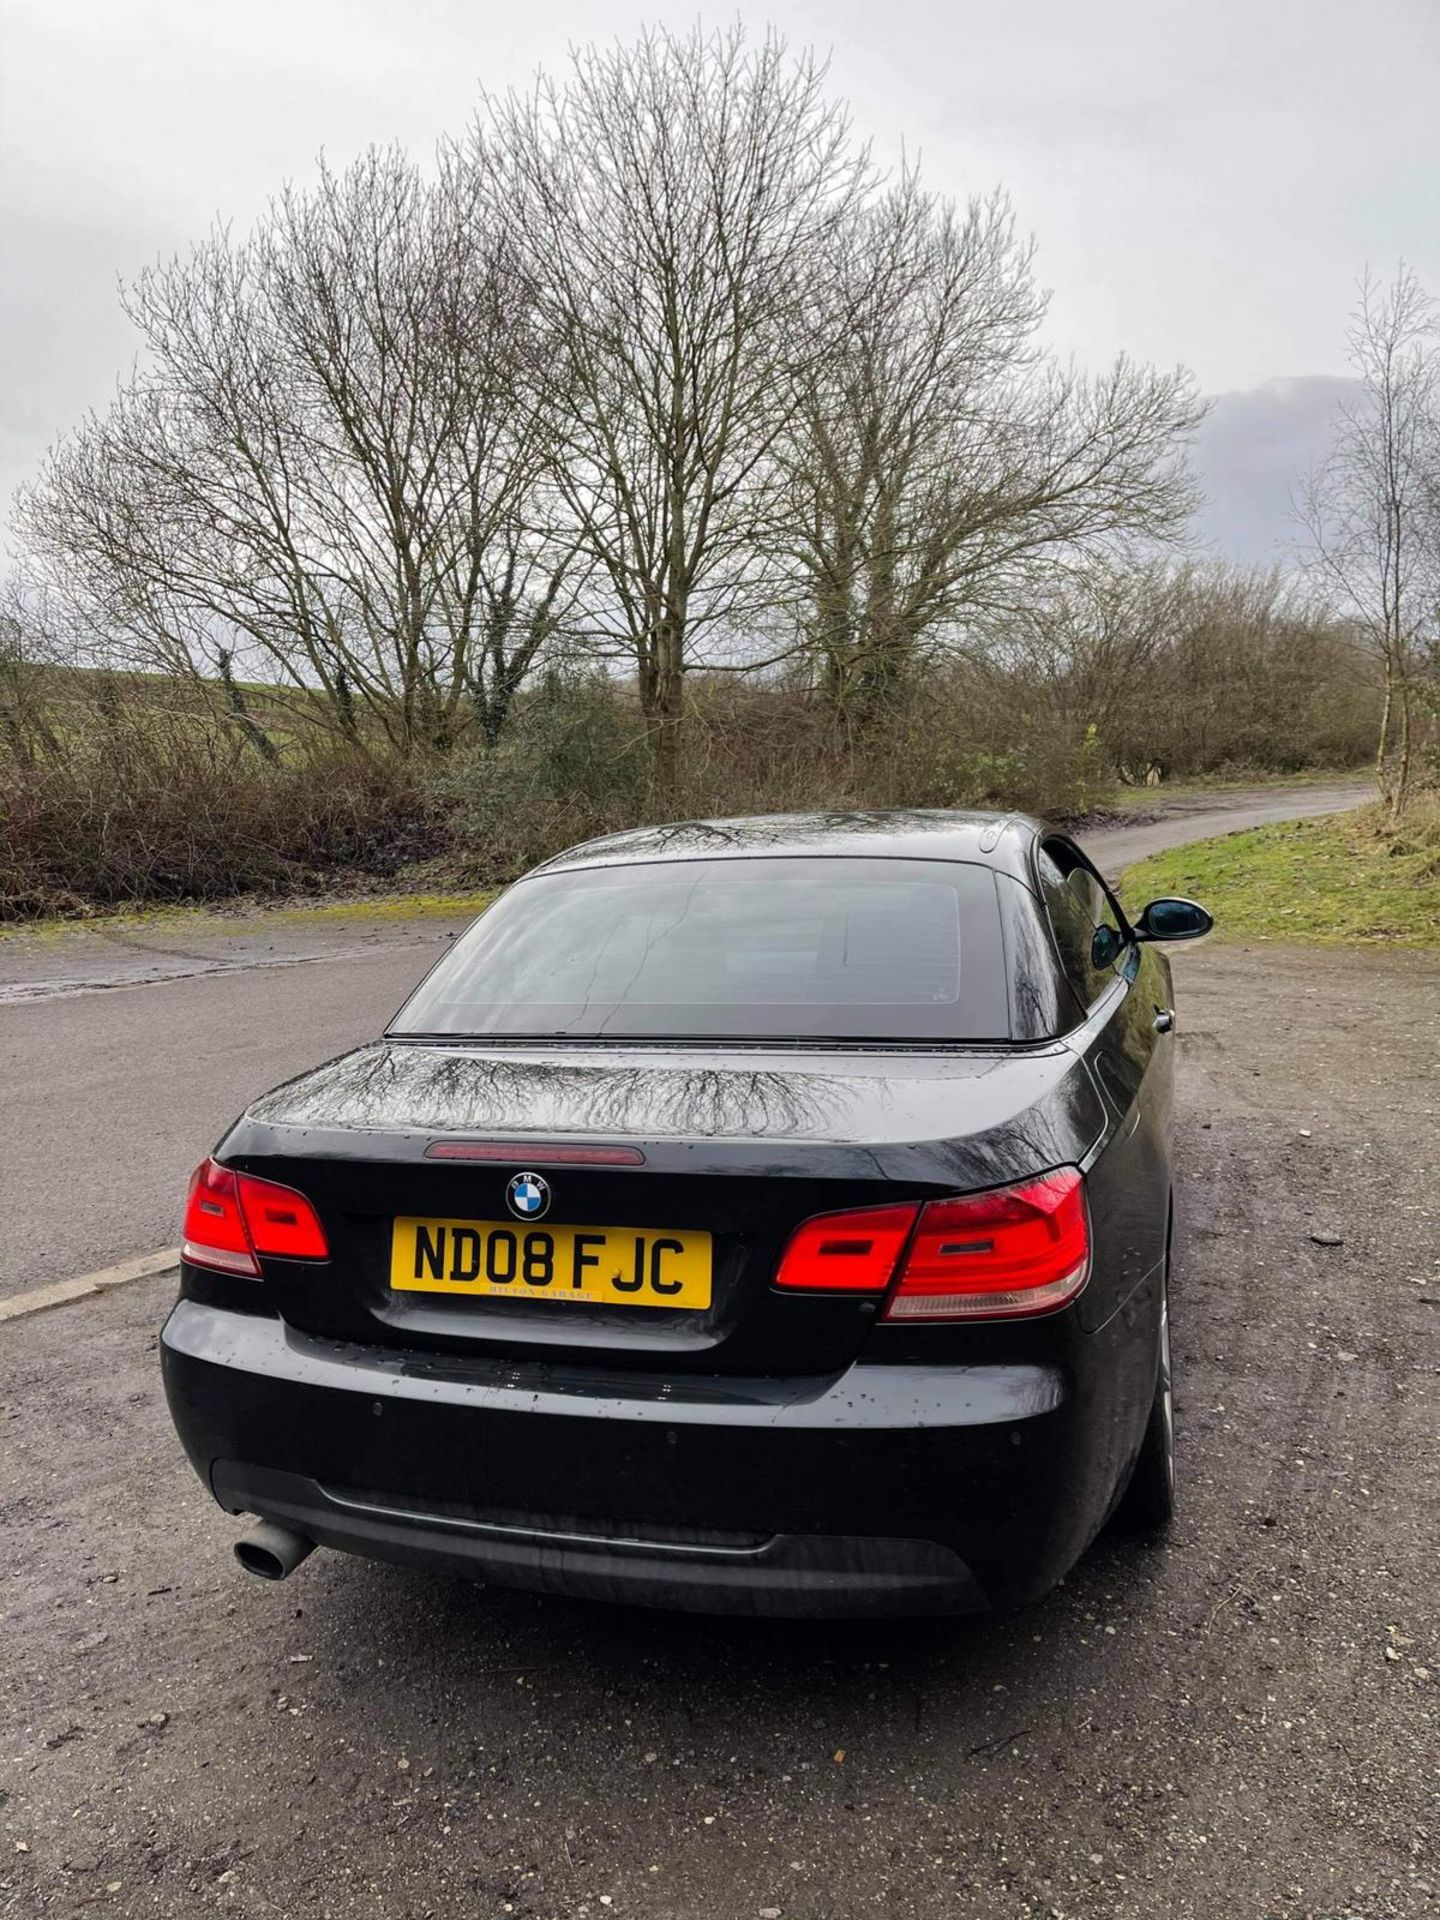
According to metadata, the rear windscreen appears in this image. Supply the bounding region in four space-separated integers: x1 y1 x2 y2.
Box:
390 857 1010 1042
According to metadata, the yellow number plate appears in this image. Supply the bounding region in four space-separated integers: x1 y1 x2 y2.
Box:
390 1217 712 1310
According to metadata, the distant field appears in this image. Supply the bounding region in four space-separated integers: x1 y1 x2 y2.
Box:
1106 768 1375 808
23 659 329 750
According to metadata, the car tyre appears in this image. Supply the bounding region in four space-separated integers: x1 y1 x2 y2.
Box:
1115 1263 1175 1533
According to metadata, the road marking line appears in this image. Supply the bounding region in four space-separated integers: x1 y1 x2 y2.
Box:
0 1248 179 1323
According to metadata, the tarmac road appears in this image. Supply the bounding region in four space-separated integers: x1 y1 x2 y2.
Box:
0 779 1371 1299
2 934 1436 1919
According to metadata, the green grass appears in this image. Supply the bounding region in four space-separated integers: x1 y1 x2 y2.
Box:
264 889 497 924
1121 805 1440 947
0 887 497 944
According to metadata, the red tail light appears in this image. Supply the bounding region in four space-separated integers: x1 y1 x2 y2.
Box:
885 1169 1089 1320
182 1158 329 1276
239 1172 331 1259
183 1159 255 1275
774 1202 919 1292
772 1169 1089 1321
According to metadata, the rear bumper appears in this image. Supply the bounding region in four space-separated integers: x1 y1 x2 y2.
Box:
162 1299 1112 1617
208 1461 985 1616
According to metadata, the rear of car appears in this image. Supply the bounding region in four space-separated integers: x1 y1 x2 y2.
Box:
162 816 1171 1616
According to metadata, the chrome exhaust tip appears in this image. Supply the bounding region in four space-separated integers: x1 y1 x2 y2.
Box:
234 1520 316 1582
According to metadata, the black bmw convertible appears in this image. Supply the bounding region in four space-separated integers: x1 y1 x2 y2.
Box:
162 810 1212 1616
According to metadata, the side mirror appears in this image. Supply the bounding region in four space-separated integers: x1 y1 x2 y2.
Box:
1135 897 1213 943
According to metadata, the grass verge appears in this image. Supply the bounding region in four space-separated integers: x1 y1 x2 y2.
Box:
0 887 496 946
1121 802 1440 947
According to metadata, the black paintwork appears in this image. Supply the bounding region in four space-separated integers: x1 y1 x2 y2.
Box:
526 808 1042 882
162 808 1194 1616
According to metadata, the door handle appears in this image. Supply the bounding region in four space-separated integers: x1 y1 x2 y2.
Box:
1153 1008 1175 1034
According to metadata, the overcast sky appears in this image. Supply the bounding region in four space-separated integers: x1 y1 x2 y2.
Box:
3 0 1437 565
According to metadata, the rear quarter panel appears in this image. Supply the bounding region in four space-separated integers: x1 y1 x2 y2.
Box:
1072 947 1174 1335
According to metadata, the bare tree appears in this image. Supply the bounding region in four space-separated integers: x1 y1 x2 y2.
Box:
981 558 1183 758
473 24 870 795
15 26 1210 798
1301 266 1438 815
19 148 578 755
987 559 1377 780
782 177 1203 729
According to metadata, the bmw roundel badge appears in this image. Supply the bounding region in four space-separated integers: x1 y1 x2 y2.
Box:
506 1171 551 1221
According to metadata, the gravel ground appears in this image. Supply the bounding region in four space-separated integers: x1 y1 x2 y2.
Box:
1 938 1436 1920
